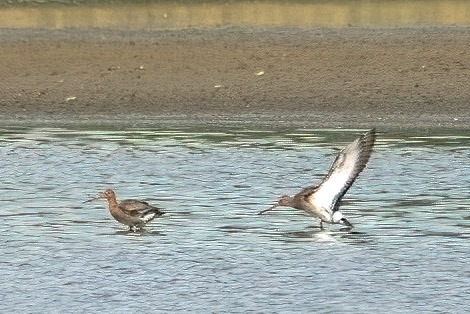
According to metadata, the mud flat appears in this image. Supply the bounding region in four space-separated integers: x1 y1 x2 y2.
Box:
0 26 469 129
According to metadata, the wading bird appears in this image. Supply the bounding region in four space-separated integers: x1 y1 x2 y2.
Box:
259 129 376 229
85 189 164 231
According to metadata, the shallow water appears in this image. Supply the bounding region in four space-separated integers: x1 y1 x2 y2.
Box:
0 125 469 313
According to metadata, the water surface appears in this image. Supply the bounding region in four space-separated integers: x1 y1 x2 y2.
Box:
0 125 469 313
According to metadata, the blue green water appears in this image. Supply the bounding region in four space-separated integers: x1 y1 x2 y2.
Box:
0 125 469 313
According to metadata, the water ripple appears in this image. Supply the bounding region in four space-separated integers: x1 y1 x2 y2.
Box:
0 126 469 313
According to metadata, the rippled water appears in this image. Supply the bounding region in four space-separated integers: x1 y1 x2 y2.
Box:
0 124 469 313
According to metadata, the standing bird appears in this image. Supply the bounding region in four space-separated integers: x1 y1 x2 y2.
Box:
259 128 376 229
85 189 164 231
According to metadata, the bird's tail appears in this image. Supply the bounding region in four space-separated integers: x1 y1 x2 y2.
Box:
142 208 164 223
339 217 353 227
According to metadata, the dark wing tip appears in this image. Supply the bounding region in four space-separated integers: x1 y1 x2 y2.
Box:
363 128 377 144
329 128 377 211
358 128 377 165
346 128 376 188
153 208 165 216
142 202 165 216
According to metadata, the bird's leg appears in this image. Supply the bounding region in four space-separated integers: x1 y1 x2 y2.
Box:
320 221 324 230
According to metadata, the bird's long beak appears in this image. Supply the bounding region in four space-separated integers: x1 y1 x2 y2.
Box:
258 203 279 215
82 193 105 204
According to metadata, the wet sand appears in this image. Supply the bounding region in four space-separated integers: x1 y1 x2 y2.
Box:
0 26 469 128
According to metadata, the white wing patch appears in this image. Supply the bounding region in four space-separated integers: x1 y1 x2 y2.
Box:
311 171 350 211
307 138 362 211
141 212 157 223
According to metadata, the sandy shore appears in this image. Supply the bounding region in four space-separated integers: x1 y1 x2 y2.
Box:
0 26 469 128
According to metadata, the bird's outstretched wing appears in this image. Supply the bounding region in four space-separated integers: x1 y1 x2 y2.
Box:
302 128 376 212
119 200 164 217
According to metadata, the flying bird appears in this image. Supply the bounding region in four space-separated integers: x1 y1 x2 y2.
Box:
259 128 376 229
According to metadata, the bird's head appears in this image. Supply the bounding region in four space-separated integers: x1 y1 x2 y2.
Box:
278 195 293 207
83 188 116 203
102 189 116 200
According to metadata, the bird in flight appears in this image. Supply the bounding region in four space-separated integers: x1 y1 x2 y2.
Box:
259 128 376 229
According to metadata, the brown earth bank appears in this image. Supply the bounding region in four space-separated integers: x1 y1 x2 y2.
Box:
0 26 469 129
